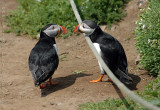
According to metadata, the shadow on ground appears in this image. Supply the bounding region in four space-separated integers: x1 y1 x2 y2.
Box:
111 73 141 109
41 73 92 97
128 73 141 90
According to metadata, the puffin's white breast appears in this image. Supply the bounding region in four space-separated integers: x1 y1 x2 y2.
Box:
53 44 58 55
93 43 101 56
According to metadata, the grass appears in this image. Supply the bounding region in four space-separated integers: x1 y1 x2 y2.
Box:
5 0 129 38
73 70 84 74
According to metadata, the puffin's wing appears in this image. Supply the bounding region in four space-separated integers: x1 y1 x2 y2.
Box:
117 46 128 73
28 48 39 73
99 41 119 72
29 47 42 84
40 47 59 75
29 47 59 86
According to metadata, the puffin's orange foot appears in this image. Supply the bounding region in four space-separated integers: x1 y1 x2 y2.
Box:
38 84 47 89
90 79 102 83
47 81 58 85
107 78 113 82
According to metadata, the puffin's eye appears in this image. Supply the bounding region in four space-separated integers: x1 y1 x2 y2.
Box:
52 26 55 29
83 25 85 28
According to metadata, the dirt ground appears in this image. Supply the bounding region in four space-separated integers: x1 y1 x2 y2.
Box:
0 0 154 110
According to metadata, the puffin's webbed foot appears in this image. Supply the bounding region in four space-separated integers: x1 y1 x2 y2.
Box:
47 81 58 85
90 75 104 83
106 78 113 82
38 83 47 89
47 77 58 85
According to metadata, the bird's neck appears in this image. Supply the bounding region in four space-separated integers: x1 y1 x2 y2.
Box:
40 31 48 39
40 32 56 44
89 26 103 42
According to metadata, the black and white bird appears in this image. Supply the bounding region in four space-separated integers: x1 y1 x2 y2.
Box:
28 24 67 89
74 20 132 85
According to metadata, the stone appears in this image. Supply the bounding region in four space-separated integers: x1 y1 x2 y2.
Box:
100 25 106 31
111 26 116 31
0 38 6 43
36 34 40 39
135 54 140 65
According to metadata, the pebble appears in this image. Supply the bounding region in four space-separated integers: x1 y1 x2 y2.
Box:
50 102 55 105
111 26 116 31
42 105 46 107
66 43 70 47
26 73 30 76
135 54 140 65
0 38 7 43
8 82 13 86
100 25 106 31
36 34 40 39
57 102 62 106
0 99 6 104
75 56 81 59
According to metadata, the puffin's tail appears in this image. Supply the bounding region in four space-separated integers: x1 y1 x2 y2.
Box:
32 67 43 87
115 69 133 85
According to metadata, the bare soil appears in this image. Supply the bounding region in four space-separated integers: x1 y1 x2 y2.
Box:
0 0 154 110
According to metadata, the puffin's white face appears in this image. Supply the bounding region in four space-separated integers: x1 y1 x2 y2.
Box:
79 23 96 36
43 24 61 37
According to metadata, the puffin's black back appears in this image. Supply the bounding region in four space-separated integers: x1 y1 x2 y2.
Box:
89 26 128 79
29 30 59 86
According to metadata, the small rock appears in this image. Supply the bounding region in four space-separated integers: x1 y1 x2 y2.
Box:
134 73 137 75
137 0 147 7
75 56 81 59
50 102 55 105
111 26 116 31
0 38 7 43
66 43 70 47
57 102 62 106
0 99 6 104
8 82 13 86
36 34 40 39
26 73 30 76
84 51 87 53
137 1 144 5
135 54 140 65
100 25 106 31
42 105 46 107
4 92 9 95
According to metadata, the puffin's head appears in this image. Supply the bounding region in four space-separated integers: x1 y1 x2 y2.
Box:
41 24 67 38
74 20 98 36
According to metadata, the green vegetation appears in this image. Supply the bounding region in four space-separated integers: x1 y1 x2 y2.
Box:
78 98 143 110
78 0 160 109
73 70 84 74
137 75 160 107
77 0 130 27
134 0 160 76
5 0 77 38
78 75 160 110
5 0 129 38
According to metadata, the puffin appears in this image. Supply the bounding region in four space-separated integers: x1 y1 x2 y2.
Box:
28 24 67 89
74 20 133 85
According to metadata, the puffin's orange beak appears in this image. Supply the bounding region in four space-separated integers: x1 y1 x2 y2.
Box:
59 25 67 34
74 24 79 33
